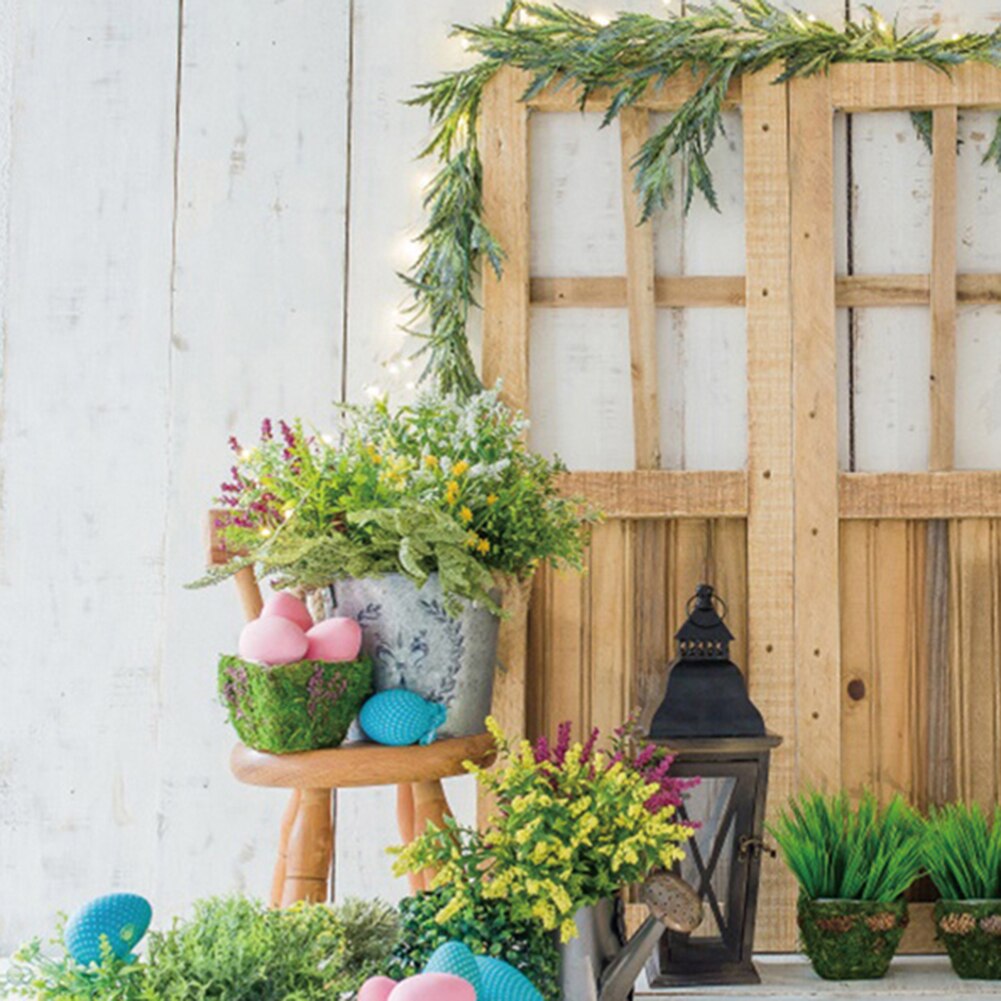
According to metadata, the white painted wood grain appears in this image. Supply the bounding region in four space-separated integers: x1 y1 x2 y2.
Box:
160 0 351 920
0 0 178 946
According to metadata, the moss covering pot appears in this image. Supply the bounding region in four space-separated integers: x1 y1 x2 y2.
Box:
218 654 373 754
935 900 1001 979
798 897 908 980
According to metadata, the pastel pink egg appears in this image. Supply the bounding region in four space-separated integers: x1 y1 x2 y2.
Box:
358 976 398 1001
388 973 475 1001
238 616 308 666
261 592 313 632
305 616 363 663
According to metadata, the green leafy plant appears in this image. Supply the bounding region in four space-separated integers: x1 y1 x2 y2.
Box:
192 388 594 611
3 896 400 1001
406 0 1001 395
395 887 560 1001
924 802 1001 900
392 717 696 942
769 790 924 901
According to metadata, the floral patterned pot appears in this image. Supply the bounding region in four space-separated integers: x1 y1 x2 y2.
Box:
316 573 500 739
797 897 908 980
936 900 1001 979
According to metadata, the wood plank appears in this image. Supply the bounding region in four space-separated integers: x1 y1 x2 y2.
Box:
950 520 1000 811
529 272 1001 309
930 106 959 472
742 68 797 952
840 472 1001 518
830 61 1001 112
481 66 532 755
530 275 746 308
632 521 669 732
558 470 748 518
526 72 740 113
619 107 661 469
790 72 841 792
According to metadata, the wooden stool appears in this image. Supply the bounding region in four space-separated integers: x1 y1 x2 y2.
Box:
231 733 495 905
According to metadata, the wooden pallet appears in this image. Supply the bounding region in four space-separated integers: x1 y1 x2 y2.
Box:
479 63 1001 952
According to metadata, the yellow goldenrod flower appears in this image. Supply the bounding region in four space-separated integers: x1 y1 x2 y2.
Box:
477 538 491 554
465 531 479 549
424 454 438 468
452 459 470 476
445 480 460 505
486 493 499 505
459 505 473 523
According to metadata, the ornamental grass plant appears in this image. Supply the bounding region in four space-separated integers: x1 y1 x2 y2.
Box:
193 388 594 613
924 803 1001 979
770 790 923 979
391 717 697 943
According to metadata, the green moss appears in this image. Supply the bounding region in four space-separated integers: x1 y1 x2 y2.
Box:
218 655 372 754
936 900 1001 979
798 897 908 980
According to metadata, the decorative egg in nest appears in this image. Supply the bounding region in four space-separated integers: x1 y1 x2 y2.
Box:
306 616 363 662
64 892 152 966
238 616 308 666
474 956 543 1001
261 592 313 632
388 973 475 1001
424 941 482 998
359 689 447 746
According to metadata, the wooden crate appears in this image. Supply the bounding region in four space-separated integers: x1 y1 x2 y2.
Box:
479 64 1001 951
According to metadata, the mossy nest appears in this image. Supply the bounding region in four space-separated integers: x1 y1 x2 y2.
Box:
798 897 908 980
936 900 1001 979
218 654 373 754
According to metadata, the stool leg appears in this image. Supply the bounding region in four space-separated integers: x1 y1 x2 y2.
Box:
281 788 333 905
271 789 302 907
396 783 424 894
411 779 453 892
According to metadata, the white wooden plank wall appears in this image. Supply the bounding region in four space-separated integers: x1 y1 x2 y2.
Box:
0 0 999 950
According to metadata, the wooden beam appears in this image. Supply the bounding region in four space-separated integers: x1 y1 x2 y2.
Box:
480 67 532 757
558 470 747 518
742 68 797 952
790 73 842 793
529 272 1001 310
840 472 1001 519
619 107 661 469
930 106 958 472
830 62 1001 112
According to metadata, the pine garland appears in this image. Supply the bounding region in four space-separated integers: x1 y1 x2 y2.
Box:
405 0 1001 396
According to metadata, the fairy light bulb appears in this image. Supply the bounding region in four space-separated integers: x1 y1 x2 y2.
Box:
365 384 384 399
593 13 611 27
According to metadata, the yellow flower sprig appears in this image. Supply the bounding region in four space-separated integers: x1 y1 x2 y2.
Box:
391 717 692 943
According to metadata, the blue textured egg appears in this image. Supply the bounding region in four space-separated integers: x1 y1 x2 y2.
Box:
424 941 482 998
475 956 543 1001
64 893 152 966
359 689 447 746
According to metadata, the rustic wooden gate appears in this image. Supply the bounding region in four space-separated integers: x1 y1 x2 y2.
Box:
479 63 1001 951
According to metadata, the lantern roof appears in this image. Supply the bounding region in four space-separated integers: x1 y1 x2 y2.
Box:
675 584 733 660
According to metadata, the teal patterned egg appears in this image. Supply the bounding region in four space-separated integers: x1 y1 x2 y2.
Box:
359 689 447 746
424 941 482 998
474 956 543 1001
64 893 152 966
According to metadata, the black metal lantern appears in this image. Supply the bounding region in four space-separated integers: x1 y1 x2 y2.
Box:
646 584 782 987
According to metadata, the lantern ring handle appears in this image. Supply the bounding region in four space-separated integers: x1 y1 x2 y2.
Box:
686 589 728 620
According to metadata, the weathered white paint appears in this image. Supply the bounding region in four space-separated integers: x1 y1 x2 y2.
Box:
0 0 1000 952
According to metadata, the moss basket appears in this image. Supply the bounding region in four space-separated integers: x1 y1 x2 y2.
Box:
935 900 1001 979
798 897 908 980
218 654 373 754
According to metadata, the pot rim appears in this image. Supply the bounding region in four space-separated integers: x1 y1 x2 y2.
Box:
806 897 908 906
938 898 1001 906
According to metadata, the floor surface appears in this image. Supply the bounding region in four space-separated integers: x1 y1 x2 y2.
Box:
636 956 1001 999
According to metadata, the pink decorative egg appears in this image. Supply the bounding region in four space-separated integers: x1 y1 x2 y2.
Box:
358 976 399 1001
388 973 475 1001
261 592 313 632
305 616 363 662
238 616 308 666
